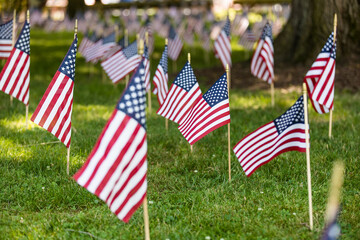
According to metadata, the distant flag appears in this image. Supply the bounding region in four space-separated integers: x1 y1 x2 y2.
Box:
0 20 30 105
168 26 183 61
101 41 140 84
178 73 230 145
239 27 256 50
233 96 306 177
152 44 168 105
157 61 202 124
0 19 13 59
304 32 336 114
73 59 147 223
84 37 103 63
31 36 77 148
143 44 150 91
96 32 117 60
250 22 274 84
214 16 231 70
79 32 96 56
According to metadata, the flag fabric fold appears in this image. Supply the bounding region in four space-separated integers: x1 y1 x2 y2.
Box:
157 61 202 124
233 96 307 177
0 20 30 105
304 32 336 114
250 22 274 84
152 44 168 105
0 19 13 59
31 36 78 148
178 73 230 145
73 59 147 223
214 16 231 70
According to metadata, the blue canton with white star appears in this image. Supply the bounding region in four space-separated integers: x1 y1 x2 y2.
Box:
173 61 197 92
274 96 304 135
321 32 337 59
117 60 147 129
102 32 115 44
159 45 168 73
260 22 273 42
123 41 138 59
15 21 30 55
0 19 12 40
59 36 77 80
224 17 231 37
203 73 228 107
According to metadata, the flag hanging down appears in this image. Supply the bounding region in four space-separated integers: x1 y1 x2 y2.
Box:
31 36 78 148
250 22 274 84
0 19 13 59
101 41 140 84
0 20 30 105
304 32 336 114
96 32 117 61
178 73 230 145
143 44 150 91
73 59 147 223
168 26 183 61
233 96 307 177
152 44 168 105
157 61 202 124
214 16 232 70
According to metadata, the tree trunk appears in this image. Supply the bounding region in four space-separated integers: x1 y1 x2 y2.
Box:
275 0 360 64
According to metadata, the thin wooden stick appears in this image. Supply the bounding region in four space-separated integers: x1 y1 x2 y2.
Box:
303 83 313 230
165 118 168 131
10 10 16 107
124 29 129 86
271 81 275 107
66 146 70 175
25 105 29 129
226 64 231 181
329 14 337 138
145 31 152 114
187 53 193 152
143 196 150 240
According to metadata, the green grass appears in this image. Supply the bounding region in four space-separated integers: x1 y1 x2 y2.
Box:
0 29 359 239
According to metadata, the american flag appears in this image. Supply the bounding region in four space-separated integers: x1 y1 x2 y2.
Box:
84 37 103 63
239 27 256 50
31 36 77 148
168 26 183 61
143 44 150 91
79 32 96 56
0 20 30 105
152 45 168 105
0 19 13 59
178 73 230 145
233 96 307 177
214 17 232 70
250 22 274 84
96 32 117 60
73 59 147 223
157 61 202 124
101 41 140 84
304 32 336 114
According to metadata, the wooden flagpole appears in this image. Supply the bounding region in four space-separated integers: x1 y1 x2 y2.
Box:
124 29 129 86
226 64 231 181
188 53 193 152
25 10 30 129
143 196 150 240
271 80 275 107
329 14 337 138
146 31 152 114
10 10 16 107
165 38 168 131
303 83 313 230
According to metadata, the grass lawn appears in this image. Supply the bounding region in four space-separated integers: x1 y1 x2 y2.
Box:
0 29 359 239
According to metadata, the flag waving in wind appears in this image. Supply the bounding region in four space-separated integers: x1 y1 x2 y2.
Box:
0 19 13 59
152 44 168 105
0 20 30 105
74 59 147 223
250 22 274 84
304 32 336 114
178 73 230 145
233 96 307 177
157 61 202 124
31 36 77 148
214 16 232 70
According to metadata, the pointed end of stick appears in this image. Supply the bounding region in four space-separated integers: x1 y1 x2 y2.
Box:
165 38 168 45
187 53 191 64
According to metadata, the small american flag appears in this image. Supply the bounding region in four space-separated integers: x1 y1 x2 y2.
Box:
84 37 103 63
233 96 307 177
0 19 13 59
168 26 183 61
250 22 274 84
96 32 117 61
157 61 202 124
101 41 140 84
31 36 77 148
304 32 336 114
152 45 168 105
79 32 96 56
143 44 150 91
239 27 256 50
178 73 230 145
0 20 30 105
73 59 147 223
214 16 232 70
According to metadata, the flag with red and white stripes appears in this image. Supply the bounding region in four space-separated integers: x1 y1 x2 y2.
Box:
31 36 77 148
304 32 336 114
178 73 230 145
73 59 147 223
101 41 140 84
0 20 30 105
250 22 274 84
0 19 13 59
168 26 183 61
233 96 307 177
78 32 93 56
157 61 202 124
84 38 103 63
143 44 150 91
152 44 168 105
214 17 231 70
96 32 117 61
